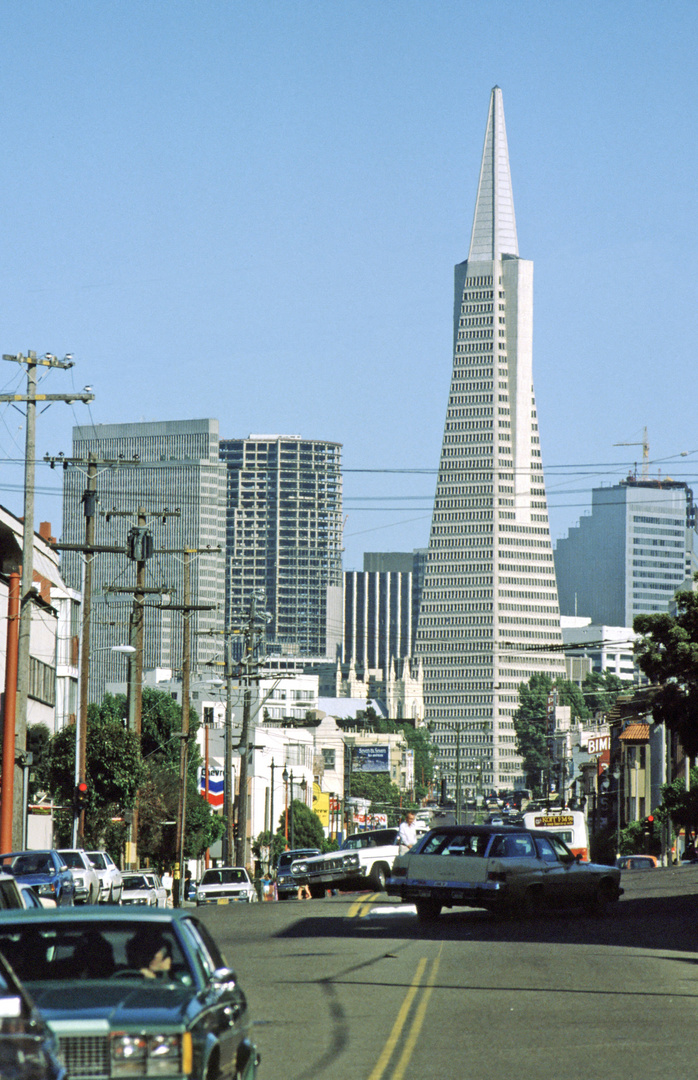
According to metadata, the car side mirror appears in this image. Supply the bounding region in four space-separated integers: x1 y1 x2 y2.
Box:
575 852 583 863
211 967 237 988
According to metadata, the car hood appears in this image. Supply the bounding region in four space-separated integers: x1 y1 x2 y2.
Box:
10 871 57 885
28 981 193 1028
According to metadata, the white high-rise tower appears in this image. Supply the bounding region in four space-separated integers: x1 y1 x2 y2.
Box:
416 87 566 796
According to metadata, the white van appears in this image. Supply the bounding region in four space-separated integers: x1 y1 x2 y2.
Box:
523 809 589 861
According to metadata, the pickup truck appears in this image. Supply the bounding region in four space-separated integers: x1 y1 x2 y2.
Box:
291 828 400 898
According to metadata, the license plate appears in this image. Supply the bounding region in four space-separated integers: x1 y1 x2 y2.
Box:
216 898 229 905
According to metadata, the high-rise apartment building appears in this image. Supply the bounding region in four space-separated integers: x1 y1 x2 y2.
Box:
220 435 343 659
416 87 566 795
61 419 226 701
554 478 698 626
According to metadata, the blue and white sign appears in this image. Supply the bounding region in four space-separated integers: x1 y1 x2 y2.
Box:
353 745 390 773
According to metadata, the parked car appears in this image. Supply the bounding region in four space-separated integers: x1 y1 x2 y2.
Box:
56 849 100 904
18 884 46 909
85 851 123 904
142 871 169 907
195 867 258 906
0 850 75 907
0 907 259 1080
0 872 25 910
120 872 158 906
275 848 321 900
388 823 623 921
616 854 658 870
292 829 401 897
0 871 25 911
0 942 65 1080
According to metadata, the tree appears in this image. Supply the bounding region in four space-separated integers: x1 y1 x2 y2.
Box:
47 709 145 848
581 671 628 716
46 690 224 861
514 674 591 792
402 724 437 803
657 766 698 850
634 589 698 758
274 800 325 851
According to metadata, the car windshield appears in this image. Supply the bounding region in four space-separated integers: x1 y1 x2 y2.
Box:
201 869 247 885
342 831 397 851
0 920 190 984
1 853 53 875
87 853 106 870
278 851 317 869
122 875 149 890
58 852 84 869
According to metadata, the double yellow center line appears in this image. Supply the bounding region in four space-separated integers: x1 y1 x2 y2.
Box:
346 894 440 1079
367 950 441 1080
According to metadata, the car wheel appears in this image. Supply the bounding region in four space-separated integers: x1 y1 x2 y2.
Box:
369 863 388 892
415 897 442 922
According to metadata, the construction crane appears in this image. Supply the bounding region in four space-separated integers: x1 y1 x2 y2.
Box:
614 426 649 479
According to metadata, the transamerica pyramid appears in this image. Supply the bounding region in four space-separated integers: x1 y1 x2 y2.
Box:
416 87 566 798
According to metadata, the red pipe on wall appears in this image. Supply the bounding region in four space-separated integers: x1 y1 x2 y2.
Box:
1 573 21 852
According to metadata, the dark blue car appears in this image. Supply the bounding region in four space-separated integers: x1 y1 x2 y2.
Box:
0 850 75 907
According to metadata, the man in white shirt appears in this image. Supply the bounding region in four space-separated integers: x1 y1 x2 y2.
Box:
398 811 418 855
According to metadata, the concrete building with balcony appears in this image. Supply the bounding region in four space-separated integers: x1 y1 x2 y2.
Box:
220 435 343 661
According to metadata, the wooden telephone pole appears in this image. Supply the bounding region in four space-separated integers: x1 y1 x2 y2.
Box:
0 352 93 847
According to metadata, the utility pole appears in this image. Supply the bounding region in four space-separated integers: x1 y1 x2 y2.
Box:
76 455 96 847
48 455 138 847
0 351 93 846
175 551 192 906
197 621 240 864
103 507 179 867
157 545 220 904
235 589 267 870
224 625 236 864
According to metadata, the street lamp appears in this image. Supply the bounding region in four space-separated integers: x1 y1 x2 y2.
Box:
282 766 289 846
612 765 621 858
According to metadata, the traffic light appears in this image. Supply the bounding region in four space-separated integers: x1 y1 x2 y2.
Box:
75 780 89 811
646 814 655 837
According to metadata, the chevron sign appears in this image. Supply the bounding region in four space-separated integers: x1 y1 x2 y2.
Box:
199 767 224 809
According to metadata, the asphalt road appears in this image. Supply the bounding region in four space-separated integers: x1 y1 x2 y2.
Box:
197 865 698 1080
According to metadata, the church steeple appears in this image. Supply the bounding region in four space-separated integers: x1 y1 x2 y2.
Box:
468 85 519 262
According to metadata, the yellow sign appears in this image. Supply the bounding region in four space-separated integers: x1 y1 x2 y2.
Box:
313 791 330 827
535 815 574 828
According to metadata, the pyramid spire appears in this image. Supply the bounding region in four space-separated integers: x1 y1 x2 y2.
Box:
468 86 518 261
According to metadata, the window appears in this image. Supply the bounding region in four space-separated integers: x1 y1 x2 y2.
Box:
322 748 336 769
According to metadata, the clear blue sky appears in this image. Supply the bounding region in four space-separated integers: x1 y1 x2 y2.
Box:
1 1 696 569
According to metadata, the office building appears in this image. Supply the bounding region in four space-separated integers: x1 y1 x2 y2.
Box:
219 435 343 659
554 478 698 626
61 419 226 701
560 616 638 685
415 87 566 794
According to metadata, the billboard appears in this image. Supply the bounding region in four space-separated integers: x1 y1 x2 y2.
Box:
353 746 390 773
